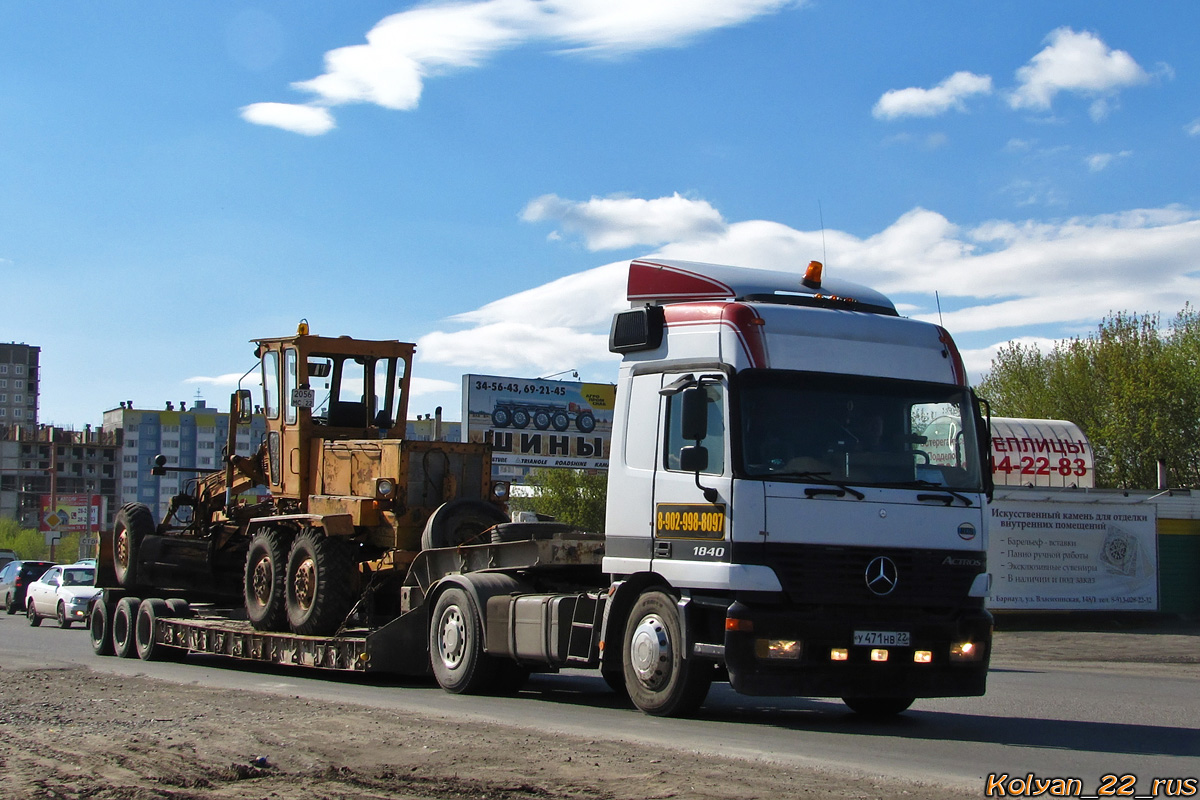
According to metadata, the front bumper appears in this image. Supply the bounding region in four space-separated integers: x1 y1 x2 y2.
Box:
723 601 992 699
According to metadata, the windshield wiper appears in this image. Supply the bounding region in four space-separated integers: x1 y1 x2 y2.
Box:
879 480 974 507
772 471 866 501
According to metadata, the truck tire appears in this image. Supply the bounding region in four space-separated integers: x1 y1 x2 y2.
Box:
576 412 596 433
285 528 355 636
113 503 154 588
135 598 175 661
533 410 551 430
551 411 570 431
112 596 141 659
622 591 712 717
491 407 511 428
165 598 192 618
420 499 509 550
90 597 115 656
841 696 914 717
510 408 530 429
430 587 495 694
26 601 41 627
244 528 292 631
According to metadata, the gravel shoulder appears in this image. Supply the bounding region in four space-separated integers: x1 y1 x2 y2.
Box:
0 618 1195 800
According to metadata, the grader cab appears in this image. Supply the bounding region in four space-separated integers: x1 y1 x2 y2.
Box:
105 323 507 636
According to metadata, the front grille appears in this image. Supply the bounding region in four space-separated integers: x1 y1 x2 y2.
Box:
733 542 983 607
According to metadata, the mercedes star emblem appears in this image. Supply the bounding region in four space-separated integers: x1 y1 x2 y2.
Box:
865 556 899 596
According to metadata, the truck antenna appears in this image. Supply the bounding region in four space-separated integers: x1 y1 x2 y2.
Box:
935 291 944 327
818 200 828 271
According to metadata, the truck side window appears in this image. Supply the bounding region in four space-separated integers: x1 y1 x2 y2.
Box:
664 385 724 474
262 350 280 420
284 348 298 425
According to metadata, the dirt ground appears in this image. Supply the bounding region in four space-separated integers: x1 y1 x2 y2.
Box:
0 618 1196 800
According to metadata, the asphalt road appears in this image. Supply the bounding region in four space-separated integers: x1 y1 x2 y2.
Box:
2 612 1197 795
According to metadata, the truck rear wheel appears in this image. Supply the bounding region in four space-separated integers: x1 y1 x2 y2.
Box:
575 412 596 433
551 411 570 431
285 528 355 636
841 696 914 717
510 408 530 429
112 596 141 659
244 528 292 631
430 587 496 694
533 410 551 430
622 591 712 717
491 407 511 428
90 598 115 656
113 503 154 588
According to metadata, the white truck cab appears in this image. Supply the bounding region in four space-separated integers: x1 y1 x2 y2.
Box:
601 258 993 713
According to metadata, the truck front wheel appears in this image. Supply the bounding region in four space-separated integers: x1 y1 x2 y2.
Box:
430 587 494 694
244 528 292 631
622 591 712 717
285 528 355 636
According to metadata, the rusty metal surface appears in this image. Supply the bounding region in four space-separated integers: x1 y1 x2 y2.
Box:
159 616 370 672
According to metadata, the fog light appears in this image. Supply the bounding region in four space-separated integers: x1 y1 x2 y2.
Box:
756 639 802 660
914 650 933 664
950 641 982 662
830 648 849 661
871 649 889 662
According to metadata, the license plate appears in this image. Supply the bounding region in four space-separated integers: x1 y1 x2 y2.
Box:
853 630 911 647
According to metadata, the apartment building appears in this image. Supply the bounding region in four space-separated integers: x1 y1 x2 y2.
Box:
0 343 39 427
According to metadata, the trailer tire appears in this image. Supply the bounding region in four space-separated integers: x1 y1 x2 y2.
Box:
420 499 509 550
430 587 495 694
510 409 530 429
112 596 141 659
135 598 174 661
576 412 596 433
285 528 355 636
165 598 192 618
491 407 510 428
89 597 115 656
622 591 712 717
841 696 914 717
113 503 154 588
244 528 292 631
551 411 570 431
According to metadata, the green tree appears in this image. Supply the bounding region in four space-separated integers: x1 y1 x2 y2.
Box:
0 517 48 560
978 306 1200 489
509 468 608 532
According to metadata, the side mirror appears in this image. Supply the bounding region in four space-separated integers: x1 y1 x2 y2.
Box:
236 389 254 424
680 386 708 441
679 445 709 473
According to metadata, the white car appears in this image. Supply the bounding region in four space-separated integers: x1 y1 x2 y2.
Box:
25 565 100 628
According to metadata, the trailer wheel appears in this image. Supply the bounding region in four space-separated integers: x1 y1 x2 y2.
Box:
89 597 115 656
285 528 355 636
112 596 142 659
622 591 712 717
135 598 174 661
164 598 192 618
420 499 509 550
244 528 292 631
576 412 596 433
510 408 530 429
841 696 914 717
491 407 511 428
551 411 570 431
113 503 154 588
430 587 495 694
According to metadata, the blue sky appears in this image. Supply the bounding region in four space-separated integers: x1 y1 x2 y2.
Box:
3 1 1198 428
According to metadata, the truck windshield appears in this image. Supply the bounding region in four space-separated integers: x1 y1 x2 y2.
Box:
737 370 983 491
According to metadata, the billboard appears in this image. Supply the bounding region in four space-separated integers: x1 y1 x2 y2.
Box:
988 498 1158 610
462 374 616 473
990 417 1095 489
39 494 103 536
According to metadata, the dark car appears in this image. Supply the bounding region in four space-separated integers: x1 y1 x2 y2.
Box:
0 560 55 615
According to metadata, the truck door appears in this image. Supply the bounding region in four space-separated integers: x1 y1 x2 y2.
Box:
651 374 732 569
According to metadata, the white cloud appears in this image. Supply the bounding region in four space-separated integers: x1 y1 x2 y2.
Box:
247 0 798 133
1186 118 1200 137
1009 28 1150 118
873 71 993 120
410 377 459 396
415 194 1200 385
1086 150 1132 172
240 102 336 135
521 193 727 250
959 336 1063 380
184 372 246 387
